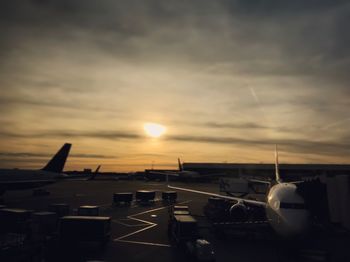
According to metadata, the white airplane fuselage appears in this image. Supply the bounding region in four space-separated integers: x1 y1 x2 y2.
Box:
265 183 310 237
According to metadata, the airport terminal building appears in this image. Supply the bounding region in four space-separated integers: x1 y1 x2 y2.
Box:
182 163 350 179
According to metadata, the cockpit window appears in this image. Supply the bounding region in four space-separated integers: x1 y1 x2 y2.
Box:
280 202 306 209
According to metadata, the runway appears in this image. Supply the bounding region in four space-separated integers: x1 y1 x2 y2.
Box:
2 179 349 262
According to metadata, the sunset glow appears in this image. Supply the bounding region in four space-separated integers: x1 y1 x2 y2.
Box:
143 123 166 138
0 1 349 172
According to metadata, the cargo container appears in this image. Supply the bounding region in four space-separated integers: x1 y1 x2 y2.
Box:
78 205 99 216
0 208 32 235
59 216 111 247
32 211 57 235
169 215 198 245
174 205 189 212
113 192 133 205
48 203 70 217
135 190 156 202
186 239 216 262
162 191 177 202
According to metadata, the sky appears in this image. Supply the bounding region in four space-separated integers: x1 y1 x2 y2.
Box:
0 0 350 172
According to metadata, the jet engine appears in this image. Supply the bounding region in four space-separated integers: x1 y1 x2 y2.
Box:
229 201 249 221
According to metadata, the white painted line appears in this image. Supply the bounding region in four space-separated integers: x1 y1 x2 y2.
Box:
115 224 156 241
112 219 147 227
116 239 171 248
113 200 191 247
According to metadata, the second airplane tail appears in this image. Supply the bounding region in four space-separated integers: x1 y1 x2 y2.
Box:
88 165 101 181
42 143 72 173
275 145 282 183
178 158 183 171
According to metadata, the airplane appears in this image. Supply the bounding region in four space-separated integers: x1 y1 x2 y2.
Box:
168 146 311 238
149 158 219 180
0 143 99 195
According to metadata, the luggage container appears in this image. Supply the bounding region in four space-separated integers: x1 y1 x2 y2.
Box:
0 208 32 235
48 203 70 217
186 239 216 262
169 205 190 220
113 192 133 205
174 210 190 216
169 215 198 245
162 191 177 202
203 197 232 222
32 211 57 236
136 190 156 203
174 205 189 212
59 216 111 247
78 205 99 216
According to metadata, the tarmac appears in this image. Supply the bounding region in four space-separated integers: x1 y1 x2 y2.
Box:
1 179 349 262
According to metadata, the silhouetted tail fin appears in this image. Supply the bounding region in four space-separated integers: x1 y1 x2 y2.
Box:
178 158 183 171
275 145 282 183
42 143 71 173
88 165 101 181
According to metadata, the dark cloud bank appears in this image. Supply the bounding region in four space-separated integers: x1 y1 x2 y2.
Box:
1 129 349 159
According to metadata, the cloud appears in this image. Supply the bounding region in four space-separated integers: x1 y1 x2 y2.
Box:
1 1 350 169
1 129 350 158
0 130 141 140
0 152 115 159
167 134 350 157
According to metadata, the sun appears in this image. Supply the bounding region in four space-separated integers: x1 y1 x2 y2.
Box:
143 123 166 138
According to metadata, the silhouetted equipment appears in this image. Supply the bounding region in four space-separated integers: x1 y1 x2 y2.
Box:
174 205 190 212
32 211 57 236
169 215 198 245
48 203 70 217
59 216 111 247
78 205 100 216
324 175 350 229
174 210 190 216
219 178 249 194
204 197 232 222
113 192 133 205
42 143 71 173
162 191 177 202
0 208 32 235
136 190 156 202
185 239 216 262
296 178 330 223
32 188 50 196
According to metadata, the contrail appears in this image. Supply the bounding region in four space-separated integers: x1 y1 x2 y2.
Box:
250 87 260 103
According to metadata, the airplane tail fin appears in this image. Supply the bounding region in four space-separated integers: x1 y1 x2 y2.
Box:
88 165 101 181
178 158 183 171
42 143 71 173
275 145 282 183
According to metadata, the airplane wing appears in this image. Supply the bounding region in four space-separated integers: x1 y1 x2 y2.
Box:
168 185 266 207
248 179 271 185
290 180 305 184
